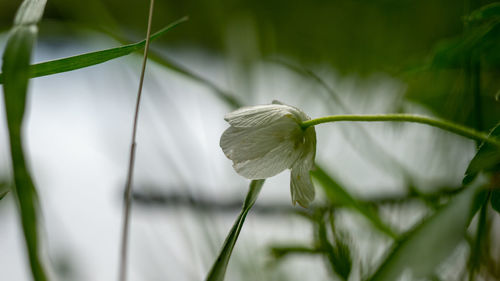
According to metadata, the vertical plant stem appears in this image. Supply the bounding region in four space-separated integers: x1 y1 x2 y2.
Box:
118 1 155 280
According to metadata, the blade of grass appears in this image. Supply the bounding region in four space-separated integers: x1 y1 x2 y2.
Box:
1 0 48 280
205 179 264 281
0 182 9 200
0 16 188 84
311 166 397 238
366 181 484 281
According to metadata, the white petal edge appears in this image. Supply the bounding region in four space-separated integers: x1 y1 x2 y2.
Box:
224 104 300 127
290 126 316 207
290 163 315 207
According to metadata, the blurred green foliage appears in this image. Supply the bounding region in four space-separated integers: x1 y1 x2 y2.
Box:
0 0 466 72
0 182 9 200
2 0 498 129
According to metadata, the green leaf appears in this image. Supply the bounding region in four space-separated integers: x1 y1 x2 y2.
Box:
366 182 483 281
330 235 352 281
316 213 352 281
311 166 397 238
466 3 500 24
492 189 500 214
1 0 48 280
0 16 188 84
468 191 490 277
0 183 9 200
205 179 264 281
270 245 323 260
431 20 500 68
463 123 500 184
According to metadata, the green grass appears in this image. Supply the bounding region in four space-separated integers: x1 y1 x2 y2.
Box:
0 16 188 84
1 0 48 280
205 179 264 281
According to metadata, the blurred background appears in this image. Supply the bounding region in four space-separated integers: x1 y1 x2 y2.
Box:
1 0 500 280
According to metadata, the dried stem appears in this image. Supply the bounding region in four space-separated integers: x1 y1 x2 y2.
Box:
118 0 155 280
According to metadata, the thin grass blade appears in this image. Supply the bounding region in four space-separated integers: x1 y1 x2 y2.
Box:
0 16 188 84
1 0 48 280
205 179 264 281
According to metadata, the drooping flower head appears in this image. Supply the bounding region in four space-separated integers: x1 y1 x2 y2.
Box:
220 101 317 207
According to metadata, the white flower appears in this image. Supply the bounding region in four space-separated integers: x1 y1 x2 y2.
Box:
220 101 317 207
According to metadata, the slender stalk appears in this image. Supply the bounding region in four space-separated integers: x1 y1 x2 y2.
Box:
118 1 155 280
301 114 500 147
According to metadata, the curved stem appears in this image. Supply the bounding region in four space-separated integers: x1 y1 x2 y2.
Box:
301 114 500 147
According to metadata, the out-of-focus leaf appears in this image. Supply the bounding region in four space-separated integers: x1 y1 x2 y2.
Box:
147 52 242 108
463 123 500 184
205 179 264 281
431 20 500 68
270 245 323 260
366 181 483 281
311 166 397 238
431 2 500 69
468 191 490 277
1 0 48 280
0 16 188 84
0 183 9 200
466 3 500 24
492 189 500 213
330 234 352 280
316 214 351 281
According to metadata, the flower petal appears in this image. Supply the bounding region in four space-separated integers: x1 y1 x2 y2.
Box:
220 117 300 161
224 104 298 127
232 140 301 179
220 120 304 179
290 162 315 207
290 126 316 207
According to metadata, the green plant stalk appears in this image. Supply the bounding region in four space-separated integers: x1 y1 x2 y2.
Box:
2 0 48 280
301 114 500 147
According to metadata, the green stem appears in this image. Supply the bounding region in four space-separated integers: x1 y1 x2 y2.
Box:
301 114 500 147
